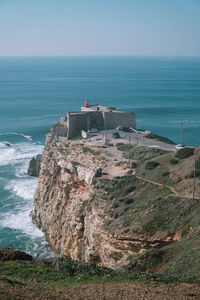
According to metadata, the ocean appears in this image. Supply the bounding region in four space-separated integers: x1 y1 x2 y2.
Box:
0 56 200 257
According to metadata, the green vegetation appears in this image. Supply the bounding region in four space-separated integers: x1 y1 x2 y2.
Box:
145 132 176 145
117 144 169 161
170 158 179 165
2 255 200 294
82 146 96 154
145 161 159 170
130 231 200 279
162 171 170 177
131 162 137 168
64 184 71 198
0 257 141 287
175 147 194 159
140 215 164 235
124 198 134 204
187 157 200 178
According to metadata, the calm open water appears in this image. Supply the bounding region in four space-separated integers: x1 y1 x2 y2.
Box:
0 56 200 256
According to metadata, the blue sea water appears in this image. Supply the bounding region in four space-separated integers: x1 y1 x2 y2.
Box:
0 56 200 257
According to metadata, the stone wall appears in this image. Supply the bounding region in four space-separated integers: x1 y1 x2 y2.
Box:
55 110 136 139
55 124 68 137
104 111 136 130
67 112 105 139
67 113 89 139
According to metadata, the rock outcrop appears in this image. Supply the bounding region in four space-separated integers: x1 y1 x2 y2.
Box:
28 154 42 177
0 248 32 261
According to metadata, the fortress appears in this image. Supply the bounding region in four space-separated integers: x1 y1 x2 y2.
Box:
53 99 136 139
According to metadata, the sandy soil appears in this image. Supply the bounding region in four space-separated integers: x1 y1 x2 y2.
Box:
1 280 200 299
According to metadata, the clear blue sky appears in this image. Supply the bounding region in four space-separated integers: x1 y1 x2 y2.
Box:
0 0 200 56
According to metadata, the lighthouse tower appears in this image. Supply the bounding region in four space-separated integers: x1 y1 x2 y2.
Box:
84 98 90 108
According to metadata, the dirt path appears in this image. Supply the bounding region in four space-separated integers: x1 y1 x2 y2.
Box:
136 175 197 200
102 147 131 179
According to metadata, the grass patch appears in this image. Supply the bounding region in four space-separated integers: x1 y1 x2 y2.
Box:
170 158 179 165
145 161 159 170
175 147 194 160
82 146 96 154
117 144 169 161
145 132 176 145
162 171 169 177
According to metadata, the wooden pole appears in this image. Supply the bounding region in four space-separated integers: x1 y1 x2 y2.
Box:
193 158 196 200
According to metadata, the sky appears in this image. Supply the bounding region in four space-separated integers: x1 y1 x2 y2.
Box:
0 0 199 56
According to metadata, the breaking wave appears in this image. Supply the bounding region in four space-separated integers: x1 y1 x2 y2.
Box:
0 139 53 257
0 132 32 140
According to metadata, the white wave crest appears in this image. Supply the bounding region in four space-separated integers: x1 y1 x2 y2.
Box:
0 210 44 238
0 146 16 166
0 132 32 140
1 177 43 238
5 178 38 201
0 141 43 167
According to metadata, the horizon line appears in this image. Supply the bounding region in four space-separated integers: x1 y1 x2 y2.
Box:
0 54 200 58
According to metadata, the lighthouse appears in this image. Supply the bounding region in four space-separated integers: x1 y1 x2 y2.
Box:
84 98 90 108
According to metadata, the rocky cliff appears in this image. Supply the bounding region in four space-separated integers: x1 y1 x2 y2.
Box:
33 129 200 273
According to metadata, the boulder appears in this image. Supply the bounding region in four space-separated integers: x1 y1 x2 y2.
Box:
28 154 42 177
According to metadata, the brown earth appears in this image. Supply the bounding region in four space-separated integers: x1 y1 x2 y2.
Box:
0 248 32 261
1 280 200 299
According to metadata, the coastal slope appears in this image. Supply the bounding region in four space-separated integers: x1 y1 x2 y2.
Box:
33 127 200 275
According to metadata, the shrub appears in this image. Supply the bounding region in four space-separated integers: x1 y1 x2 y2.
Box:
82 147 95 154
126 170 133 175
112 201 119 209
140 215 163 235
126 185 136 193
185 170 200 179
131 162 137 168
175 147 194 160
145 132 175 145
124 198 134 204
170 158 179 165
145 161 160 170
65 185 71 198
162 171 169 177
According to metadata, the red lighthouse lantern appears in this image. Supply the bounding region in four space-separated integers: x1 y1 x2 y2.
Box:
84 98 90 107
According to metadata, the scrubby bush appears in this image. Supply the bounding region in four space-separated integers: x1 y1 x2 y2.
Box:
131 162 137 168
145 161 160 170
82 146 95 154
185 170 200 179
126 185 136 193
175 147 194 160
170 158 179 165
162 171 169 177
112 201 119 209
126 169 133 175
124 198 134 204
145 132 175 145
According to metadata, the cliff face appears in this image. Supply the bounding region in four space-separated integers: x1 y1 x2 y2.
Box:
33 132 139 269
33 129 200 271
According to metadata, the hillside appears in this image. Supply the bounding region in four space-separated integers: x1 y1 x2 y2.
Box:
32 126 200 278
1 254 200 299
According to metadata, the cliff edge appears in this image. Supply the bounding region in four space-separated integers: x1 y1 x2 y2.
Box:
33 127 200 275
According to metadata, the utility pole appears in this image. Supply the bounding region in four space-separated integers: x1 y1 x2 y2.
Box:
103 112 107 145
180 120 187 145
128 135 131 163
125 135 131 163
193 158 196 200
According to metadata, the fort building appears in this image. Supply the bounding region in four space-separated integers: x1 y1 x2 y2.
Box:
53 99 136 140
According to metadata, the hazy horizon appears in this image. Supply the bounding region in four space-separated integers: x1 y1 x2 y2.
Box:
0 0 200 57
